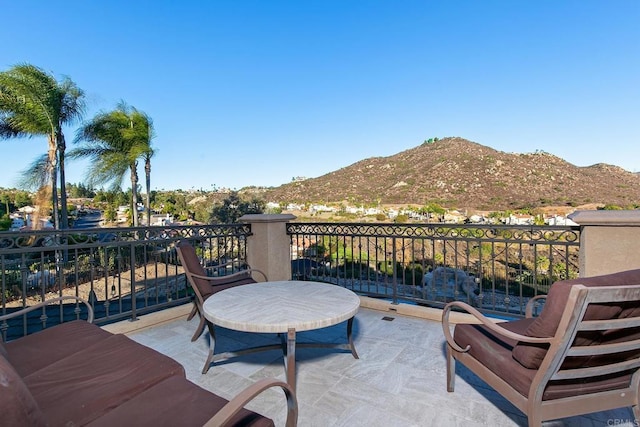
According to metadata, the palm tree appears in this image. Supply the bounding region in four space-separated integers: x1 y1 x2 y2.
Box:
0 64 85 229
143 147 155 226
70 102 154 227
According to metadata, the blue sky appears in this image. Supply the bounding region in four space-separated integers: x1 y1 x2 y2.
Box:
1 1 639 192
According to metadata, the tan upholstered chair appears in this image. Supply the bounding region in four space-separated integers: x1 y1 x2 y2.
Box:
176 240 267 342
442 269 640 427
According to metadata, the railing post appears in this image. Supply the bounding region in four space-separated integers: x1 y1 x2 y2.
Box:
391 237 398 305
239 214 296 282
569 210 640 276
129 242 138 321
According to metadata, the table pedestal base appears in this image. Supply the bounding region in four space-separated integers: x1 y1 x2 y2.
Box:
203 317 359 392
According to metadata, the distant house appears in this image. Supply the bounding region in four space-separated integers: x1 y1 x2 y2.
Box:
309 204 336 214
345 206 364 214
18 206 36 214
468 214 486 224
444 210 466 224
504 214 534 225
364 207 381 216
546 215 578 226
116 206 129 223
10 217 25 230
286 203 304 211
149 213 174 226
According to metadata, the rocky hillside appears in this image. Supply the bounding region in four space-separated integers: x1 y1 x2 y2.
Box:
263 137 639 210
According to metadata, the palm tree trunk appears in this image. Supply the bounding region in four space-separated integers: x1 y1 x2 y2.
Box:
145 157 151 227
130 162 139 227
57 132 69 229
48 136 60 230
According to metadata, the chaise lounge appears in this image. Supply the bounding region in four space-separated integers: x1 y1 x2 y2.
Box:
442 268 640 427
1 296 297 427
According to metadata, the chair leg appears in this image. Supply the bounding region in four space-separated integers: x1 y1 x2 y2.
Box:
527 412 542 427
191 315 206 342
446 345 455 392
186 302 198 321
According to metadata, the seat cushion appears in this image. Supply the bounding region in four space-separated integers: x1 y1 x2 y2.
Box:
87 376 275 427
0 354 46 427
513 268 640 369
454 318 537 398
24 334 185 426
454 318 633 400
5 320 113 376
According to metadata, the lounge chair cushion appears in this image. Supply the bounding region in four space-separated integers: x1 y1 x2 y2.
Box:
87 375 275 427
178 242 214 298
454 318 633 400
512 268 640 369
5 319 113 377
24 334 185 426
0 353 46 426
178 241 257 300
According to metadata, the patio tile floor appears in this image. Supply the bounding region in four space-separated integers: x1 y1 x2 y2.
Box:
125 307 636 427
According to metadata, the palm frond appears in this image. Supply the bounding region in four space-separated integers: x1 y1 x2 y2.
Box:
16 153 51 190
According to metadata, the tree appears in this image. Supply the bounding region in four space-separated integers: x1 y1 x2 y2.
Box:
0 63 85 229
143 147 155 226
0 193 10 217
70 102 154 227
208 192 265 223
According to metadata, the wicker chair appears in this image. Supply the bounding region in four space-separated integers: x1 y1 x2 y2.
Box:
176 240 268 342
442 269 640 427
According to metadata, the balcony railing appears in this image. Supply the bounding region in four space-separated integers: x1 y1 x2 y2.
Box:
1 220 580 341
287 222 580 317
0 224 252 341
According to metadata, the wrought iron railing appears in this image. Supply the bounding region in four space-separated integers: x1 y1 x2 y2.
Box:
2 220 581 340
287 222 580 317
0 224 252 341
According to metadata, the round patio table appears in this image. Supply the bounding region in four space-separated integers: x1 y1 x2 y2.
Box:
202 280 360 391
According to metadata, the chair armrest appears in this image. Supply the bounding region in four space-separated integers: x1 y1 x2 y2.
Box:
245 268 268 282
191 269 269 283
204 378 298 427
525 294 547 318
203 261 236 274
442 301 552 353
204 262 268 282
0 296 94 323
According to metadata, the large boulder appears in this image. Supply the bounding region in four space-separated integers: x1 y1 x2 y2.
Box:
423 267 478 300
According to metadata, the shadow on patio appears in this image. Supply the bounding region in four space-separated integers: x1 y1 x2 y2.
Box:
104 305 637 427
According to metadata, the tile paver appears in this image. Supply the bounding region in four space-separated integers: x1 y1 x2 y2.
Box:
127 307 637 427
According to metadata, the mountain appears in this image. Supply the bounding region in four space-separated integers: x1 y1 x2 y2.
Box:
263 137 639 210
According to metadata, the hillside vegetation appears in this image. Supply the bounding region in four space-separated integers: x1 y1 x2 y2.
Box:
263 137 639 210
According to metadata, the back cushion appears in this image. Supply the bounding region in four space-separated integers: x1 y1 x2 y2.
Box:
177 241 213 299
512 268 640 369
0 354 46 426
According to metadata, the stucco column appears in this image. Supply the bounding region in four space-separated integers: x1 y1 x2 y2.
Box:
568 210 640 277
239 214 296 282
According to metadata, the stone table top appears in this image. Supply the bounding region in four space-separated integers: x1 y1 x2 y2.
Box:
202 280 360 333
